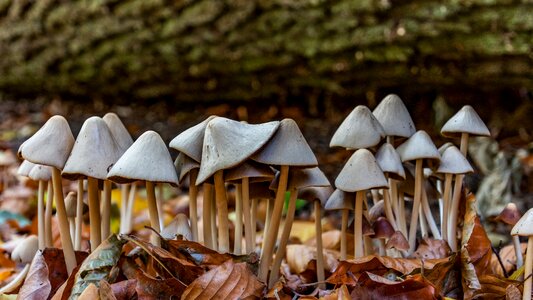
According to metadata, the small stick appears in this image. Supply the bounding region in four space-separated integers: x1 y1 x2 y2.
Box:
188 169 199 242
214 170 230 252
234 183 243 254
37 180 45 250
202 183 213 248
45 180 54 247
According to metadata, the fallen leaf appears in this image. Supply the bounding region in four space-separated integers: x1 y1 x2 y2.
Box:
305 230 354 255
413 238 451 259
422 254 462 298
98 280 117 300
181 260 264 299
286 245 339 274
490 243 527 276
468 274 521 299
78 283 99 300
135 268 187 299
264 280 292 300
109 279 137 300
319 285 350 300
351 272 441 299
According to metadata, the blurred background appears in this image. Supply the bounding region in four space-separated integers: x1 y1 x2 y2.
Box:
0 0 532 223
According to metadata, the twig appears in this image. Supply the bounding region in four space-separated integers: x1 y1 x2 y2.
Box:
492 241 509 278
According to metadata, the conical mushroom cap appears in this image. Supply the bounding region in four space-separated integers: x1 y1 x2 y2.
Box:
438 142 454 156
441 105 490 137
495 203 521 226
368 199 384 222
372 217 395 239
17 160 36 177
161 213 192 240
28 164 52 181
372 94 416 138
330 105 385 149
270 167 330 191
174 153 200 184
169 116 217 162
396 130 440 162
251 118 317 167
196 117 280 185
107 131 178 185
437 146 473 174
18 115 74 169
375 143 405 180
65 191 77 218
511 208 533 236
298 186 334 206
63 117 122 180
103 112 133 154
335 149 388 192
325 189 354 211
386 231 409 251
11 235 39 264
225 160 275 183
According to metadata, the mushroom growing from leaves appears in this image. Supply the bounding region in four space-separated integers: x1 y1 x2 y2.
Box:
330 105 385 150
62 116 122 251
251 118 317 282
386 230 410 254
161 213 192 240
373 217 395 256
495 203 523 269
511 208 533 300
195 117 279 254
27 164 52 250
108 130 178 246
325 188 354 260
18 115 76 274
174 152 202 240
396 130 440 255
335 149 388 258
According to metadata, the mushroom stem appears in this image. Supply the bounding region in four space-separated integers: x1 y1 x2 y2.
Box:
459 132 469 156
213 170 230 253
52 168 77 275
523 237 533 300
398 191 407 238
234 183 243 254
259 165 289 282
125 182 137 233
242 178 253 254
87 177 102 251
120 184 129 234
442 174 452 243
188 170 199 242
407 159 423 255
202 183 213 247
315 200 325 290
157 183 164 230
37 180 45 250
268 188 297 288
251 198 258 252
383 185 398 230
210 189 218 250
0 263 30 294
262 199 273 256
447 174 464 252
69 217 75 241
101 180 112 240
419 206 428 239
340 209 349 260
354 190 365 258
45 181 53 247
512 235 524 269
378 239 386 256
75 179 83 250
421 187 441 239
145 181 161 246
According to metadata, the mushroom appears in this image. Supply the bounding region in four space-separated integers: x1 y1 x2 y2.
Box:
195 117 279 253
372 94 416 143
62 117 122 250
65 191 77 240
267 167 330 287
161 213 193 240
335 149 388 258
396 163 415 238
251 119 317 282
330 105 385 149
436 145 473 248
170 116 217 243
103 113 134 236
372 217 395 256
249 181 275 253
386 230 410 254
495 203 523 269
11 235 39 264
27 164 51 250
325 188 354 260
511 208 533 300
396 130 440 255
18 115 76 274
108 131 178 246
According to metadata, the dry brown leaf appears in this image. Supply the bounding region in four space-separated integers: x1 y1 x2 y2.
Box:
264 280 292 300
468 274 521 299
78 283 100 300
320 285 351 300
490 243 527 276
135 268 186 299
181 260 264 299
413 238 451 259
423 254 461 298
99 280 117 300
286 244 339 274
351 272 441 299
109 279 137 300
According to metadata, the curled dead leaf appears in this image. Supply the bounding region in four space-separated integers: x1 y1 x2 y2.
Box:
286 245 339 274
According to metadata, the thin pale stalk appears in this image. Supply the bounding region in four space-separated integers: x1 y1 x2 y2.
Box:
52 168 76 275
202 183 213 248
371 190 380 206
442 174 452 243
314 201 325 290
145 181 161 246
120 184 129 234
45 181 53 247
188 170 199 242
75 179 83 250
419 206 428 239
383 186 398 230
378 239 386 256
157 183 164 230
398 192 407 238
340 209 348 260
512 235 524 269
214 170 230 252
242 178 253 254
251 198 258 252
447 174 464 251
234 184 243 254
101 180 112 240
87 177 102 251
125 182 137 233
421 187 441 239
210 189 217 250
354 190 365 258
407 159 423 255
523 238 533 300
69 218 75 241
262 199 273 256
37 180 45 250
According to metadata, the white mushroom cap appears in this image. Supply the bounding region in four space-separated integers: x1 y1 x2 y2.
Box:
372 94 416 138
11 235 39 264
437 145 473 174
28 164 52 181
225 160 274 183
169 116 217 163
161 213 192 240
324 188 354 211
270 167 330 191
63 117 122 181
17 160 36 177
441 105 490 137
174 153 200 184
396 130 440 162
330 105 385 149
438 142 454 156
335 149 388 192
103 112 134 154
511 208 533 236
299 186 334 206
107 131 178 185
65 191 77 218
196 117 280 185
251 118 317 167
18 115 75 170
375 143 405 180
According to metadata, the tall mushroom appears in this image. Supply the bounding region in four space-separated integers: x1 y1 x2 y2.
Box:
251 119 317 282
108 131 178 246
330 105 385 150
395 130 440 255
511 208 533 300
28 164 52 250
335 149 388 258
62 117 122 251
18 115 76 274
372 94 416 145
195 118 279 253
325 188 354 260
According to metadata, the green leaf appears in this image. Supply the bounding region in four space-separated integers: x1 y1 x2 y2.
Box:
68 234 126 300
283 191 307 214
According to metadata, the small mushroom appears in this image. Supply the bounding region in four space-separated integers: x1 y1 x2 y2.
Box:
11 235 39 264
65 192 77 241
495 203 523 269
372 94 416 144
372 217 395 256
511 208 533 300
330 105 385 149
161 214 192 240
386 231 409 253
325 188 354 260
28 164 52 250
